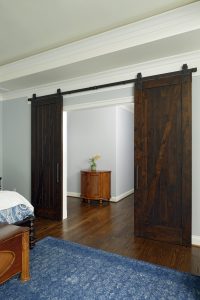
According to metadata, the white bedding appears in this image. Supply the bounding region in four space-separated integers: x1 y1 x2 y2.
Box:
0 191 34 212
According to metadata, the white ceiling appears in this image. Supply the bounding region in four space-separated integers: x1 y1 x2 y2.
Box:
1 29 200 91
0 0 200 97
0 0 196 66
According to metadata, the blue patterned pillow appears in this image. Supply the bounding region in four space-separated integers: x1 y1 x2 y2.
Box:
0 204 34 224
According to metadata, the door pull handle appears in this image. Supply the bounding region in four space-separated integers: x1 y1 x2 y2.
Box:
57 163 59 183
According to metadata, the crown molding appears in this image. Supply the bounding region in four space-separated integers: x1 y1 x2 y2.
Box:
2 49 200 101
0 2 200 83
0 87 9 92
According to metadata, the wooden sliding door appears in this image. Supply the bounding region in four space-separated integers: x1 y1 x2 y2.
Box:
31 94 63 220
134 72 192 246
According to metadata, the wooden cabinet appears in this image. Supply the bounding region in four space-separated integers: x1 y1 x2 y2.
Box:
0 224 30 284
81 170 111 204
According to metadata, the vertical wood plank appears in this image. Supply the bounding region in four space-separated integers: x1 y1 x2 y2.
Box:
20 231 30 282
181 73 192 245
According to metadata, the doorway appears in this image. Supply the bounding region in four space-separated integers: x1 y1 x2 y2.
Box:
65 101 134 216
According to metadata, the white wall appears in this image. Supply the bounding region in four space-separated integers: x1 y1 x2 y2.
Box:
2 98 31 200
67 106 117 196
67 104 135 200
116 105 134 198
0 101 2 178
192 76 200 237
63 111 67 219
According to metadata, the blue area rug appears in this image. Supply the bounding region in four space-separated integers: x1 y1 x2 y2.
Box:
0 237 200 300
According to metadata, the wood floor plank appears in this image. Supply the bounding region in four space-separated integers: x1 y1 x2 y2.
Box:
35 195 200 276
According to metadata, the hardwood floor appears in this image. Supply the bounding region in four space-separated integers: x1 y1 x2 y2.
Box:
35 195 200 276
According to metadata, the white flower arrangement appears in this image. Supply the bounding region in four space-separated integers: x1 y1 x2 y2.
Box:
89 154 101 171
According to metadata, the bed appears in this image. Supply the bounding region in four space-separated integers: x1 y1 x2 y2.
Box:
0 191 36 248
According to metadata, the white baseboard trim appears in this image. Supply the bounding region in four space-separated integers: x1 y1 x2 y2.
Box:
110 189 134 202
67 189 134 202
67 192 81 198
192 235 200 246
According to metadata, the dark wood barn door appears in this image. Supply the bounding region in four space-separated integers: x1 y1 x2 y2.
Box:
134 72 192 246
31 94 63 220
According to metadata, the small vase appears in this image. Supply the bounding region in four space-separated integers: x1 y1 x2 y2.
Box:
91 164 96 171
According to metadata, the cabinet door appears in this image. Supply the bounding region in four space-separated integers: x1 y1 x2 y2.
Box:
101 172 111 200
89 173 101 198
81 172 101 199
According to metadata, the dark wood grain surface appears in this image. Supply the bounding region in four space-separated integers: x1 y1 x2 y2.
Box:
31 94 63 220
134 74 192 246
35 195 200 276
